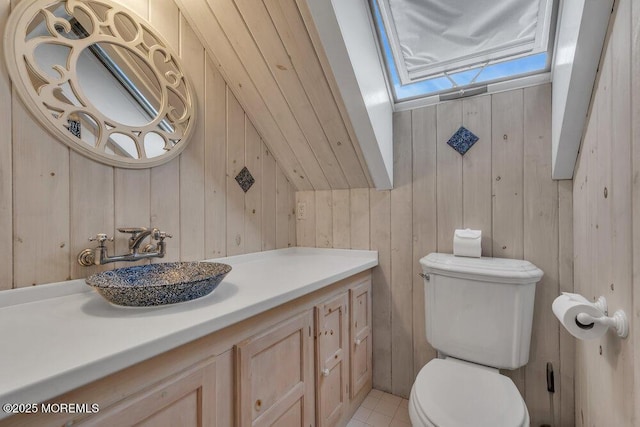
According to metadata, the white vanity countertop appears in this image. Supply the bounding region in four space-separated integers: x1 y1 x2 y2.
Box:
0 247 377 417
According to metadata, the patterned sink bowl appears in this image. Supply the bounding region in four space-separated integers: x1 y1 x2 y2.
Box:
86 262 232 307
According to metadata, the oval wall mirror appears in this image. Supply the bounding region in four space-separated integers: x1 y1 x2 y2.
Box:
4 0 196 168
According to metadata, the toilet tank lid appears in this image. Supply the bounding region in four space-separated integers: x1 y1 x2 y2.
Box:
420 253 543 284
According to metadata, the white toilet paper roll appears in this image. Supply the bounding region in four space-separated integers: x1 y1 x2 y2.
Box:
453 229 482 258
552 292 608 340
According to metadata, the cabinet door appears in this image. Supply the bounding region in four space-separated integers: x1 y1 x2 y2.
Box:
236 311 315 427
350 280 372 398
315 292 349 427
75 357 221 427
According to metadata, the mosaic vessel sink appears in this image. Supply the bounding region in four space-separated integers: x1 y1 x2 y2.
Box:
86 262 232 307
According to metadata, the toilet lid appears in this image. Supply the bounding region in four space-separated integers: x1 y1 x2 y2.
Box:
412 359 526 427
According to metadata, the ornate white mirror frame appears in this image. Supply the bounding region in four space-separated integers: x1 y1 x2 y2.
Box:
4 0 196 168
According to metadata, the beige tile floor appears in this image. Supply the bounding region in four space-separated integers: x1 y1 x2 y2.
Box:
347 389 411 427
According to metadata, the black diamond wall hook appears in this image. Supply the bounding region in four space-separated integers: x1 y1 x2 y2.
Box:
235 166 255 192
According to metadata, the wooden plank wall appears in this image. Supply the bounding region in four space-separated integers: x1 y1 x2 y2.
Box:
574 0 639 425
0 0 296 289
173 0 373 191
297 85 575 426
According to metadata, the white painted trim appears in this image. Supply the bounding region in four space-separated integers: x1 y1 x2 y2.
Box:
393 95 440 112
304 0 394 189
488 72 552 93
393 73 551 112
551 0 613 179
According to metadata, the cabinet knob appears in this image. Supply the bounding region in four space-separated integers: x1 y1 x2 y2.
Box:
321 368 330 377
355 338 362 346
255 399 262 410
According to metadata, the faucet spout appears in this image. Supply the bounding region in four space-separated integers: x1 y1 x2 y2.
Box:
77 227 172 267
128 228 157 253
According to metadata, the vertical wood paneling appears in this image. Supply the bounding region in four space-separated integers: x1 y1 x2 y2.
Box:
263 0 369 188
204 58 227 258
609 2 635 424
13 99 70 286
0 0 12 289
1 0 295 288
295 191 315 247
631 0 640 423
149 0 180 263
261 146 277 251
574 2 638 425
576 84 597 427
178 16 205 261
175 0 313 190
69 154 114 279
114 0 146 16
244 120 262 253
292 0 373 189
411 106 437 378
203 0 329 190
558 181 575 427
331 190 350 249
492 90 524 260
523 84 559 426
275 167 291 248
112 2 149 269
435 101 462 252
296 87 571 420
595 46 613 410
149 0 179 50
226 90 245 256
315 190 333 248
390 111 413 396
233 0 348 189
349 189 369 250
462 95 492 256
12 25 72 288
369 189 391 392
491 89 525 394
149 161 181 263
114 169 151 268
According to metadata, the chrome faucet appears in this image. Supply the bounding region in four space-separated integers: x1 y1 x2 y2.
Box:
77 227 172 266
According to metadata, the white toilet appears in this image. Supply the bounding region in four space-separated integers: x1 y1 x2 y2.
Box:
409 253 544 427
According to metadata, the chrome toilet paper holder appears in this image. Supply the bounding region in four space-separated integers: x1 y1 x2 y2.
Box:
575 296 629 339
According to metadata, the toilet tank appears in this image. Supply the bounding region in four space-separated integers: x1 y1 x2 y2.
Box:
420 253 544 370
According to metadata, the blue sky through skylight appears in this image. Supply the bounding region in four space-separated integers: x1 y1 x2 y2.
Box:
372 0 549 102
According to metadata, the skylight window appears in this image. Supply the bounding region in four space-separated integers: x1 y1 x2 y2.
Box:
372 0 555 103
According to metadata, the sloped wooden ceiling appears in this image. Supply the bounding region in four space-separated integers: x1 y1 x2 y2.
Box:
174 0 374 190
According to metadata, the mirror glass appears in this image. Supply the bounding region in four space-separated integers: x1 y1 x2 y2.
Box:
5 0 196 167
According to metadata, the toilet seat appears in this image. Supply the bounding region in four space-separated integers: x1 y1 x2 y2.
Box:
409 358 529 427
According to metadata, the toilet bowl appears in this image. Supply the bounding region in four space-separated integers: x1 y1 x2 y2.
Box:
408 358 529 427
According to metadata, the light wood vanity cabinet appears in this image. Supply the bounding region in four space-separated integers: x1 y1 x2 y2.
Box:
236 274 372 427
0 272 371 427
236 311 315 427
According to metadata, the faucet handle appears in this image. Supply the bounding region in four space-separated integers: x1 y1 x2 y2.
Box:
152 229 173 241
89 233 113 244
